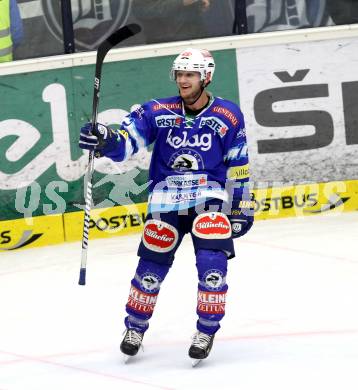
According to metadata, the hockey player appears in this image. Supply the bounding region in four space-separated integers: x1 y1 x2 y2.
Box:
79 48 254 364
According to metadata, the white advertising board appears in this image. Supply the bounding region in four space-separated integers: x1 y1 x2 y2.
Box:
236 36 358 185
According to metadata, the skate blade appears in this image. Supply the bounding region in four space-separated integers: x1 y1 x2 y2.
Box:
191 358 202 367
123 354 132 364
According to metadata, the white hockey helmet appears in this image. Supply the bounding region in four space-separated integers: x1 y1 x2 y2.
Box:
170 48 215 85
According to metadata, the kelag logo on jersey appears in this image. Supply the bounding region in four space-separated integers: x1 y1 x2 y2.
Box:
199 117 228 138
155 115 182 128
166 129 212 151
42 0 130 49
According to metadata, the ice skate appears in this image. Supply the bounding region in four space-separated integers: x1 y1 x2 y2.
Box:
189 331 215 366
120 329 144 362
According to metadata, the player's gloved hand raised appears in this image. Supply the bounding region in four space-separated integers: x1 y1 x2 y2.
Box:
229 197 255 239
79 122 119 158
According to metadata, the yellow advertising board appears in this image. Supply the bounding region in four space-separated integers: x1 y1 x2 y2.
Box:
253 180 358 220
0 214 64 251
63 202 148 242
1 181 357 251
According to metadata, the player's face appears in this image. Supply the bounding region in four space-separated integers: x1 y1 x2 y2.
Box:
176 71 203 104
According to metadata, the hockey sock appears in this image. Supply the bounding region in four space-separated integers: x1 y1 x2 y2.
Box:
195 249 228 335
124 258 170 333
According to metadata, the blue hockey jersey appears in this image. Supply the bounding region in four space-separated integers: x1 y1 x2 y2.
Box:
106 94 250 213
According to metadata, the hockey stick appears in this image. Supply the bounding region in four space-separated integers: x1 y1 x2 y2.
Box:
78 23 141 285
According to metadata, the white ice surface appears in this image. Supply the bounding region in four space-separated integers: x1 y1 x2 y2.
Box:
0 213 357 390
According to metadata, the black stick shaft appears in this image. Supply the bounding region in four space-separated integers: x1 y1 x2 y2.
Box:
78 24 141 285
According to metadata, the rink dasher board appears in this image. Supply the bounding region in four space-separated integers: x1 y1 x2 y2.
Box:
1 24 358 250
0 180 357 251
1 25 358 222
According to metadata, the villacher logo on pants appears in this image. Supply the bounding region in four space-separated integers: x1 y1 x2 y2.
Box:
142 220 178 252
192 212 231 239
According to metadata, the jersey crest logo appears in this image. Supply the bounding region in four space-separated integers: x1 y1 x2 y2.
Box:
172 155 195 170
169 149 204 172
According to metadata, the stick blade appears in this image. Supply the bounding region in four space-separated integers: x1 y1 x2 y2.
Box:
97 23 142 65
107 23 141 47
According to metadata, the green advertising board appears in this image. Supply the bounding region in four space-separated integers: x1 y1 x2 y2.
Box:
0 50 239 221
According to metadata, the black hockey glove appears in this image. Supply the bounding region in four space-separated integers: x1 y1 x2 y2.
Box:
79 122 122 158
